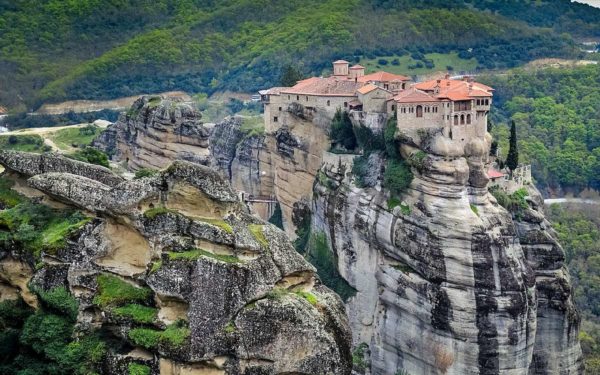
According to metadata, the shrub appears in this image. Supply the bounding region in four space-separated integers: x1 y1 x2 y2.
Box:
129 322 190 350
391 58 400 65
67 147 110 168
134 168 158 179
377 58 388 65
489 187 529 214
352 343 369 372
268 203 284 230
128 363 151 375
383 159 413 197
387 197 401 210
34 286 79 321
93 274 152 308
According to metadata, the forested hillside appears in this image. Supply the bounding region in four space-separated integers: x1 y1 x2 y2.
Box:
1 0 598 111
482 64 600 192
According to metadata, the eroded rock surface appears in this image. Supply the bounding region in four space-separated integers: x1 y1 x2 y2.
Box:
0 152 352 375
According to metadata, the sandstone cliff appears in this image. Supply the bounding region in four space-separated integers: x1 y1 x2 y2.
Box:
93 96 211 170
0 150 352 375
310 128 583 374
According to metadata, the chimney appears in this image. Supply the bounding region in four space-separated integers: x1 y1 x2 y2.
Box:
445 73 450 79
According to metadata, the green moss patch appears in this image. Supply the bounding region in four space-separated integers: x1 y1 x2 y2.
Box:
0 177 25 208
112 304 157 324
197 217 233 234
149 260 162 274
168 249 240 264
93 274 152 308
295 291 318 306
248 224 268 247
470 204 479 216
224 321 236 333
34 286 79 321
143 207 178 219
128 322 190 350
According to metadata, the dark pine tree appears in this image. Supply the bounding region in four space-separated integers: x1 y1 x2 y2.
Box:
279 65 304 87
507 120 519 178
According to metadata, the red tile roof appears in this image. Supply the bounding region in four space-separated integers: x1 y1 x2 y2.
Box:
358 71 410 83
356 83 379 95
393 88 440 103
281 77 363 96
333 60 349 64
350 64 365 69
487 168 505 179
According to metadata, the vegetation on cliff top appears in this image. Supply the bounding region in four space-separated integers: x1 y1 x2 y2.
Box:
481 64 600 191
1 0 597 111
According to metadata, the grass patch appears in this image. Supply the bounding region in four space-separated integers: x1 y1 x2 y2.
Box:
167 249 240 264
149 260 162 274
128 322 190 350
143 207 178 219
128 363 151 375
147 96 162 109
47 125 101 151
112 304 157 324
295 291 318 306
248 224 268 247
490 186 529 215
400 202 410 215
393 263 413 275
197 217 233 234
93 274 152 308
358 52 478 76
470 204 479 216
266 287 288 300
240 116 265 137
0 134 50 153
352 342 369 372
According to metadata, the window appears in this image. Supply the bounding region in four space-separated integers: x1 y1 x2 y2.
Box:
344 102 348 108
460 114 465 125
384 84 389 90
274 116 278 122
416 105 423 118
306 96 309 101
278 107 282 111
466 114 471 124
485 99 489 105
296 95 299 101
449 130 453 140
454 115 458 125
288 95 290 100
327 100 330 106
402 83 406 89
392 105 396 111
476 99 480 106
446 115 449 120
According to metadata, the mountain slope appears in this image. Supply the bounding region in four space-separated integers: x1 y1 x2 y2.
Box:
1 0 599 110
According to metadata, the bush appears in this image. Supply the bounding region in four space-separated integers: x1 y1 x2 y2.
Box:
128 363 151 375
383 159 413 197
134 168 158 179
268 203 284 230
34 286 79 321
67 147 109 168
377 58 388 65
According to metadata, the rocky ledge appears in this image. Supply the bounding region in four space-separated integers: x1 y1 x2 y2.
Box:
0 151 352 375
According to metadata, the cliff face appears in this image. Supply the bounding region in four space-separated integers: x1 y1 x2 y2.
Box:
0 150 352 375
93 96 211 170
311 128 582 374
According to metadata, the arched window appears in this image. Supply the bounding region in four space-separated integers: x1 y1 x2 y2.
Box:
460 114 465 125
485 99 489 105
327 100 330 106
416 105 423 118
402 83 406 89
466 114 471 124
454 115 458 125
392 105 396 111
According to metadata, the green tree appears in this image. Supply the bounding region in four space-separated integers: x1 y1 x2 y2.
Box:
507 120 519 177
279 65 304 87
330 109 356 151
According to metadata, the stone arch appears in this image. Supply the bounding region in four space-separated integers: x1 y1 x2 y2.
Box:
454 115 458 125
466 114 471 124
460 114 465 125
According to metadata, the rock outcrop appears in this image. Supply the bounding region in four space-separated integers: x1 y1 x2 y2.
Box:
92 96 211 170
310 128 583 374
0 151 352 375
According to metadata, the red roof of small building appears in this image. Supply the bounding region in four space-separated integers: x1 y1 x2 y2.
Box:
350 64 365 70
487 168 505 179
393 77 493 104
281 77 363 96
356 83 380 95
358 71 410 83
333 60 349 64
